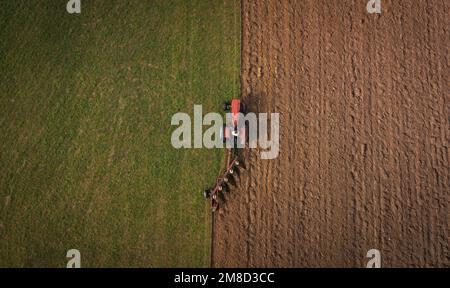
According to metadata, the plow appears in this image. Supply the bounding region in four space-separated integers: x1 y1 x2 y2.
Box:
203 99 247 212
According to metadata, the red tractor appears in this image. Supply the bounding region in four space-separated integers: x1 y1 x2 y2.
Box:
203 99 248 212
221 99 248 148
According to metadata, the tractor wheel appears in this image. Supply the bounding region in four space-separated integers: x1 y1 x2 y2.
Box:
240 102 247 113
221 124 227 143
223 101 231 111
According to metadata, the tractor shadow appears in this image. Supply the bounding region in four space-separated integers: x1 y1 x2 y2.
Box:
242 90 267 114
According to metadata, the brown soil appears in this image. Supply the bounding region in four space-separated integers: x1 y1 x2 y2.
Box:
213 0 449 267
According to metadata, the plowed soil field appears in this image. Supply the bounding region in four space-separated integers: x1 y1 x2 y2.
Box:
213 0 449 267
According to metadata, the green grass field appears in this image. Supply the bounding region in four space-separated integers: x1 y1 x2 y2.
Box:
0 0 240 267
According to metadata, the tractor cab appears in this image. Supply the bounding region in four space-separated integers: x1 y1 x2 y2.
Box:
221 99 248 147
